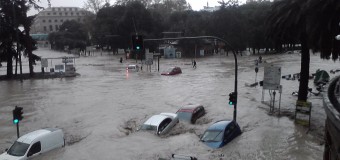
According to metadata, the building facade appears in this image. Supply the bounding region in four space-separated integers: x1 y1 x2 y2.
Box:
31 7 90 34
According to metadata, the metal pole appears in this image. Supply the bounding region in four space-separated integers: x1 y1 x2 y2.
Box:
16 123 19 138
158 56 160 72
279 92 282 116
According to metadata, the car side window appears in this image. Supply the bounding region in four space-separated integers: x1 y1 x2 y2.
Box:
27 142 41 157
158 118 172 132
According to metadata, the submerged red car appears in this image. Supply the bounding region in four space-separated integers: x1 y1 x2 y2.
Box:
161 67 182 75
176 104 205 124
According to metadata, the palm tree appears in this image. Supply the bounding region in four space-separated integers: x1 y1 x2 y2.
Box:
307 0 340 60
267 0 340 102
266 0 310 101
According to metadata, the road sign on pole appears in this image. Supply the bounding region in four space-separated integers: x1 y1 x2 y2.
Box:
263 64 281 90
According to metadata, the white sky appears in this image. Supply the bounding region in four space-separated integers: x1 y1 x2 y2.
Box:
29 0 223 15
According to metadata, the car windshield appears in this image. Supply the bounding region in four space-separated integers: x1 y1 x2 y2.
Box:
140 124 157 131
201 130 223 142
177 112 192 121
165 68 174 72
7 141 30 156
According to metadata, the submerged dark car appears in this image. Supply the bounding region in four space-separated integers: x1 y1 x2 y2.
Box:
161 67 182 75
176 104 205 124
200 120 241 148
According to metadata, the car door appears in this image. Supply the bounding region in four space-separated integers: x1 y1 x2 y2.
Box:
197 107 205 118
158 118 172 135
224 123 236 144
27 141 41 159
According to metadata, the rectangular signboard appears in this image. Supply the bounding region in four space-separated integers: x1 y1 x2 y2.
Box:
55 64 64 70
263 64 281 90
41 58 48 67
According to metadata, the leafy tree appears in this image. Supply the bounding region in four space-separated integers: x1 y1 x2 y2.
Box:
267 0 310 101
266 0 340 101
83 0 109 14
239 1 272 54
0 0 40 78
48 20 88 51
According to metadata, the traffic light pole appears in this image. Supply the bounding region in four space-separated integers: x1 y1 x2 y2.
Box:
145 36 238 122
16 123 19 138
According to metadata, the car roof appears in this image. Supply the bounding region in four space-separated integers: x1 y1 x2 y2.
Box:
17 129 52 144
177 104 202 113
144 113 175 126
207 120 232 131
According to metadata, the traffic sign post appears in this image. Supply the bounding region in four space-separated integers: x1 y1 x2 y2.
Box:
261 64 282 113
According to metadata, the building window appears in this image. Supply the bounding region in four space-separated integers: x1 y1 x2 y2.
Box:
48 19 51 22
55 25 58 31
43 26 47 31
60 19 63 22
52 8 55 11
64 8 66 11
69 8 72 11
42 19 45 23
49 25 53 31
77 18 80 22
71 12 73 16
54 19 57 22
65 12 68 16
59 13 62 16
75 8 78 11
53 12 56 15
76 12 79 15
47 12 50 15
58 8 61 11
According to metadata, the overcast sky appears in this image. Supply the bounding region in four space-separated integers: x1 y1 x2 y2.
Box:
29 0 224 15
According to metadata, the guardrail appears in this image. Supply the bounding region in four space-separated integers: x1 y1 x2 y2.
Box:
323 75 340 159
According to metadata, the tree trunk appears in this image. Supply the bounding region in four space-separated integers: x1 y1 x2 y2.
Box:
24 27 34 77
6 44 13 78
297 32 309 101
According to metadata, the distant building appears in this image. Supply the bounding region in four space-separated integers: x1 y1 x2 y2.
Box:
201 6 220 12
31 7 90 34
201 2 220 12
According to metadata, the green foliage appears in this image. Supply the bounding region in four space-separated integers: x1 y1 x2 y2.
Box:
0 0 40 77
48 20 88 50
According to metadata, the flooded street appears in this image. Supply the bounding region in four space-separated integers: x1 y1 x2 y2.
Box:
1 49 336 159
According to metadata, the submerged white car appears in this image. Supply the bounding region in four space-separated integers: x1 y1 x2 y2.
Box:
139 113 179 135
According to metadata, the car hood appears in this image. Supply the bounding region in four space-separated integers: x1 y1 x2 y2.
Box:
0 152 25 160
202 141 223 149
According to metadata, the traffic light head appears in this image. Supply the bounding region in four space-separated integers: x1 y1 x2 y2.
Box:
229 92 237 106
13 106 23 124
132 35 143 51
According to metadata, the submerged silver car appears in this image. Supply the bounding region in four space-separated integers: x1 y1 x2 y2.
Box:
140 113 179 135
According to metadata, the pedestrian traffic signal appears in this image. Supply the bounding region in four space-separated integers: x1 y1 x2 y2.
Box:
13 106 23 124
132 35 143 51
229 92 236 106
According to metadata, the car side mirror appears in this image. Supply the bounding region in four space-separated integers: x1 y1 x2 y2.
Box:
5 148 8 152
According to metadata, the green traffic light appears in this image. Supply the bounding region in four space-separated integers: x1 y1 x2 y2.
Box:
229 101 233 105
13 119 19 124
136 46 140 50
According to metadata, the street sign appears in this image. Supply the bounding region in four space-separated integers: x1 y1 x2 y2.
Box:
55 65 64 71
41 58 48 67
263 64 281 90
62 58 73 63
145 50 153 65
